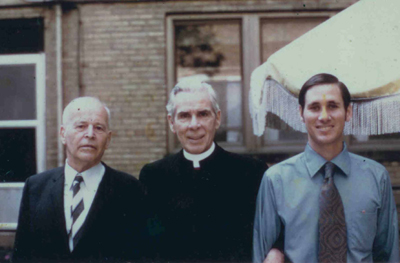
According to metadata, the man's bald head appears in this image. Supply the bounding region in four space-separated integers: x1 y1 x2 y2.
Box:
62 97 111 129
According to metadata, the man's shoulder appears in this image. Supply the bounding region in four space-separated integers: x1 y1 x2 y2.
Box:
348 152 386 169
266 152 304 178
103 163 140 185
348 152 388 180
26 167 64 184
101 164 144 202
140 152 180 174
21 167 64 195
219 147 267 170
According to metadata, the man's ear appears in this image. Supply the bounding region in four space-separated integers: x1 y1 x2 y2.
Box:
345 103 353 122
60 126 67 145
215 110 221 129
105 130 112 149
167 114 176 133
299 106 305 123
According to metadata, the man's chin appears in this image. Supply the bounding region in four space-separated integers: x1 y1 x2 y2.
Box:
76 154 98 163
313 135 341 146
185 145 206 155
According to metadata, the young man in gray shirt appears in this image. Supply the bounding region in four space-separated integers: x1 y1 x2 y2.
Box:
253 73 399 263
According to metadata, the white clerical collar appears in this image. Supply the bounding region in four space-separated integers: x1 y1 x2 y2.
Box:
183 142 215 169
64 160 105 192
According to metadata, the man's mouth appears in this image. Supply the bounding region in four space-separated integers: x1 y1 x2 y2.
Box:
187 135 205 142
80 145 96 150
316 125 334 131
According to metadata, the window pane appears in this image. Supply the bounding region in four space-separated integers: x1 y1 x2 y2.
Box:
261 17 328 144
0 64 36 120
0 128 36 182
175 21 243 144
211 80 242 143
0 18 44 54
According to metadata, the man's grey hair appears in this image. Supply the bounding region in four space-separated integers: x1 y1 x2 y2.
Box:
166 79 220 117
62 96 111 129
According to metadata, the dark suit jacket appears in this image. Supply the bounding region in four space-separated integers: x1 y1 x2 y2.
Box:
13 163 146 262
139 144 268 262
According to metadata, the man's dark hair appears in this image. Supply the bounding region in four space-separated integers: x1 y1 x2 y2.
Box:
299 73 351 112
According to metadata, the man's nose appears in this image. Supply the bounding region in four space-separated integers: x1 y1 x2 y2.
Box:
86 125 94 138
318 106 329 121
189 116 200 129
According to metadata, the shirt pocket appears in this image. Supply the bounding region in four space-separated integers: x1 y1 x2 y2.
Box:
348 210 377 253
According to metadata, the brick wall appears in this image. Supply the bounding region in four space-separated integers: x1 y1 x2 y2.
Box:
67 0 357 177
75 3 167 176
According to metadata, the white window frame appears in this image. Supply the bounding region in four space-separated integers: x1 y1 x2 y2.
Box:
0 53 46 230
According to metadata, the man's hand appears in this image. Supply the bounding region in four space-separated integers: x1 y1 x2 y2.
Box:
263 248 284 263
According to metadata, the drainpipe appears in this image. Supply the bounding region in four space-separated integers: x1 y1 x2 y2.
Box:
56 4 64 167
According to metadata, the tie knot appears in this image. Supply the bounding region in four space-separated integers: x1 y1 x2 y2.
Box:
72 174 84 197
73 174 84 184
324 162 335 179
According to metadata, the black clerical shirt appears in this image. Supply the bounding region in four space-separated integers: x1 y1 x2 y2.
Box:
139 144 267 262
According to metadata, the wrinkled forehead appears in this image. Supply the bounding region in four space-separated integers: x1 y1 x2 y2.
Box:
174 90 213 112
63 99 108 125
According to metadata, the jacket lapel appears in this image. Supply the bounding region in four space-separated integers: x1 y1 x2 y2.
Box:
49 168 70 252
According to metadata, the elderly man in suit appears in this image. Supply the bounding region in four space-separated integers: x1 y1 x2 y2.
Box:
13 97 146 262
139 79 283 262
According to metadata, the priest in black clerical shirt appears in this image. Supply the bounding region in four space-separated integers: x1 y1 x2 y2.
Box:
139 79 281 262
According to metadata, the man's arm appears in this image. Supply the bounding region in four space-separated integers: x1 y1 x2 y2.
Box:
138 164 163 261
12 178 32 262
263 248 285 263
253 175 282 263
372 170 399 262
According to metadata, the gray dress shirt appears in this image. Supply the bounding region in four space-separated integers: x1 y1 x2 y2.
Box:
253 143 399 263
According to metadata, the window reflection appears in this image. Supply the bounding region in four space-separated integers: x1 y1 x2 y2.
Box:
175 21 243 145
0 65 36 120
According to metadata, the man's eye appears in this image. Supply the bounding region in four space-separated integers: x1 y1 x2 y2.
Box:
329 104 338 109
96 126 104 131
310 106 320 111
179 113 190 119
199 112 209 117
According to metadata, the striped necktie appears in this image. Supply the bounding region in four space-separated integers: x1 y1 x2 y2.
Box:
318 162 347 263
70 174 85 251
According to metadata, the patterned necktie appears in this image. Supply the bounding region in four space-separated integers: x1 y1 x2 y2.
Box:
70 174 85 251
318 162 347 263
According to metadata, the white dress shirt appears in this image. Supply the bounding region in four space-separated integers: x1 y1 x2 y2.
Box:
64 161 105 251
183 142 215 168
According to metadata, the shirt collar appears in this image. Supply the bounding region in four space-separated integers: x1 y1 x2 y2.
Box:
183 142 215 168
64 161 105 191
304 142 351 178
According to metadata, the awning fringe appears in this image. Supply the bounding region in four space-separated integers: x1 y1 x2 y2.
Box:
251 79 400 136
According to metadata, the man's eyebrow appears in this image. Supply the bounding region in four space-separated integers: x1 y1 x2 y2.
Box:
308 102 321 107
74 121 87 125
324 100 342 106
